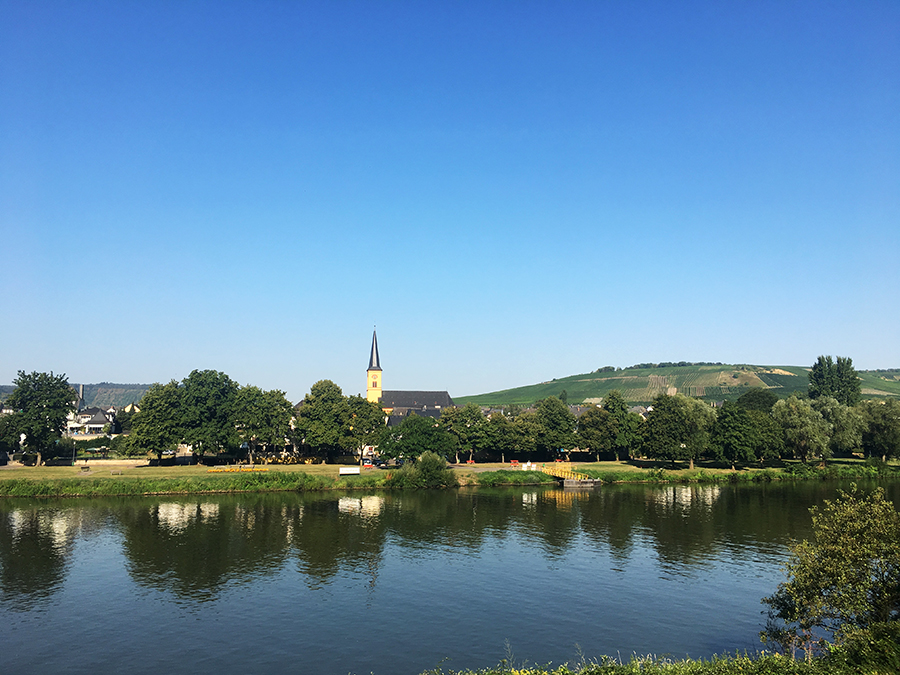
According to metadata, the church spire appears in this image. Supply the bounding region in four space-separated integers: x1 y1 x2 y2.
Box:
367 329 383 403
368 329 381 371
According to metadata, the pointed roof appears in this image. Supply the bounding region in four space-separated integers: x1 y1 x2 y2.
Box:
367 329 382 371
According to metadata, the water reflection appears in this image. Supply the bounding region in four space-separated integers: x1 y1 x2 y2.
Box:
0 507 75 610
1 481 898 609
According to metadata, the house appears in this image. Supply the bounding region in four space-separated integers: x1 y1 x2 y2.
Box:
66 406 116 436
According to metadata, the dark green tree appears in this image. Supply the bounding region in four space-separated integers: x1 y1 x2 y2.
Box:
762 486 900 658
602 390 643 460
377 414 454 461
710 401 758 470
235 385 293 463
808 355 861 407
180 370 240 462
481 411 518 462
129 381 184 461
746 409 785 464
861 399 900 462
294 380 350 460
345 395 385 462
534 396 576 458
439 403 485 463
645 394 715 469
735 387 778 412
5 371 77 466
577 405 614 460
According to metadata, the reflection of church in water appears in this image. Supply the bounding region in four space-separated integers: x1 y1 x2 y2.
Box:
365 329 454 426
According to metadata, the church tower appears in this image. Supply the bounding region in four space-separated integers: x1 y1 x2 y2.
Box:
366 329 383 403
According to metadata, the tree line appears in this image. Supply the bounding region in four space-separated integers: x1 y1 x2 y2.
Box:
2 355 899 467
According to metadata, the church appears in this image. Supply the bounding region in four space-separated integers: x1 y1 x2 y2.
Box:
366 330 454 424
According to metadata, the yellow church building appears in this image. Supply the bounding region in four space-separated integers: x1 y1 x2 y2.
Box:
366 329 453 421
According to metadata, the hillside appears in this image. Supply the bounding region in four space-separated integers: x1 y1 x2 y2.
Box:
455 364 900 407
0 382 150 408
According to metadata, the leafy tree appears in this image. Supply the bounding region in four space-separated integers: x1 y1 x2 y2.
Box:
710 401 758 470
294 380 350 460
602 390 643 460
129 381 184 461
771 395 832 462
811 397 865 457
114 409 135 434
235 385 293 463
345 395 385 461
576 405 614 460
860 399 900 462
481 411 518 462
762 486 900 658
440 403 485 463
746 409 785 464
5 371 77 466
645 394 715 469
735 387 778 412
377 414 454 461
534 396 576 458
180 370 240 462
511 410 540 456
808 355 861 407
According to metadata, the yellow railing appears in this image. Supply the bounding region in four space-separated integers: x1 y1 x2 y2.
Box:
540 463 590 481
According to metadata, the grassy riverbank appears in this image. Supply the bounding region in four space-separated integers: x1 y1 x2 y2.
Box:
1 458 898 497
419 650 891 674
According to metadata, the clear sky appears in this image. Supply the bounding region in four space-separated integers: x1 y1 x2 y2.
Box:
2 0 898 403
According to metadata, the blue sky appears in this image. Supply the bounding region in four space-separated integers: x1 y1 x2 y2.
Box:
2 0 898 403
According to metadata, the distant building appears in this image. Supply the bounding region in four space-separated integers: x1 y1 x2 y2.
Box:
365 329 454 425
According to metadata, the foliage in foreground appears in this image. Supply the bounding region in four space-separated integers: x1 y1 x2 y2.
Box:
421 651 858 675
762 485 900 658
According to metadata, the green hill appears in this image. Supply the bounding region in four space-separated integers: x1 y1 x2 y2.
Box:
0 382 150 408
456 364 900 407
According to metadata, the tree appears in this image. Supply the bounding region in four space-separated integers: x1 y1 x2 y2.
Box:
5 371 77 466
481 411 518 462
808 355 861 407
602 390 642 460
129 381 184 461
746 409 785 464
511 409 540 456
811 397 865 458
762 486 900 658
644 394 715 469
710 401 758 470
735 387 778 412
771 395 832 462
377 414 454 461
534 396 576 458
345 395 385 462
860 399 900 462
235 386 293 463
440 403 485 463
294 380 350 460
576 405 614 460
180 370 240 461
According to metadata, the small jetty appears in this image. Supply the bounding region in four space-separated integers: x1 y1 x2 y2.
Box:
540 463 601 489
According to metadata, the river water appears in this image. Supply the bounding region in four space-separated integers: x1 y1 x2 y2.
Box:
2 481 897 674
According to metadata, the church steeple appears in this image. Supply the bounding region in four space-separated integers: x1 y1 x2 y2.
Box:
366 329 382 403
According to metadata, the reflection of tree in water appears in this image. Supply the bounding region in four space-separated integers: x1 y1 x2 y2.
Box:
289 493 386 587
0 506 75 611
117 493 299 601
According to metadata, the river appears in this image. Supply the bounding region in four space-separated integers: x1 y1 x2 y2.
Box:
2 481 897 674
